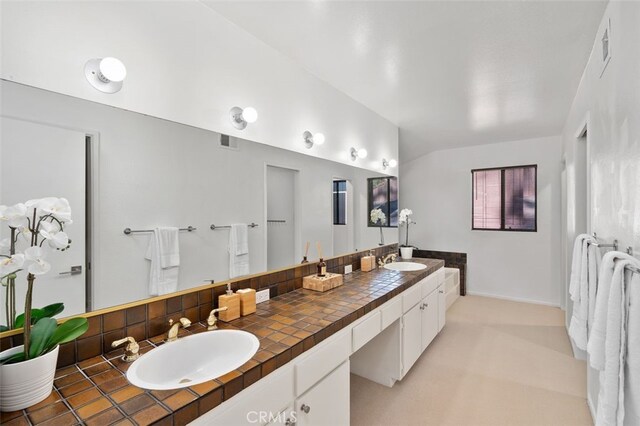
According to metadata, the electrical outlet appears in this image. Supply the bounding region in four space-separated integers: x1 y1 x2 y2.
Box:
256 289 270 304
344 265 353 274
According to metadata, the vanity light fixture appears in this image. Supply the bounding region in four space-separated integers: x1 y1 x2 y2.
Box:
350 147 368 161
382 158 398 170
303 131 326 149
84 57 127 94
229 106 258 130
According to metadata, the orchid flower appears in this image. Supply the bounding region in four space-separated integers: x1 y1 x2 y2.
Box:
398 208 413 224
370 208 386 225
36 197 72 223
0 238 10 256
24 246 51 275
0 203 28 228
39 221 70 249
0 253 25 277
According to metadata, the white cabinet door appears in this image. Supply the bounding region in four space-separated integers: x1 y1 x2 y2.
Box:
438 284 446 332
296 361 350 426
402 302 422 377
267 406 296 426
421 290 439 351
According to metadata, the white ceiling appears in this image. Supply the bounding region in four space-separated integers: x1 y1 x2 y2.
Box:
204 1 607 161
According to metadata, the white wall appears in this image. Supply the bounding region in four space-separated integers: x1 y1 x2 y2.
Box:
562 1 640 266
2 81 397 310
0 0 398 173
266 166 297 270
401 136 563 306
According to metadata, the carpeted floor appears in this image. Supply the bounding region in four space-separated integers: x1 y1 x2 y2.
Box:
351 295 592 426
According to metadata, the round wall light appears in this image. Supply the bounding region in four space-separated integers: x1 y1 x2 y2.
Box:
303 131 326 149
350 147 368 161
84 57 127 93
382 158 398 170
229 106 258 130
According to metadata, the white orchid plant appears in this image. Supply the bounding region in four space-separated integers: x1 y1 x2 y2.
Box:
398 208 415 248
0 198 88 364
370 208 387 246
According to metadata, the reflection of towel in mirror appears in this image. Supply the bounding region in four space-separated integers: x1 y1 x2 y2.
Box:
145 227 180 296
229 224 249 278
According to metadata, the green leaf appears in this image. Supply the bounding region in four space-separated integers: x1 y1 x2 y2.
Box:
14 303 65 328
0 325 8 332
40 303 65 319
45 317 88 350
0 351 26 365
28 318 57 359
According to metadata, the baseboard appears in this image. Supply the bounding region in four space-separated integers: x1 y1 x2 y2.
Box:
465 290 561 308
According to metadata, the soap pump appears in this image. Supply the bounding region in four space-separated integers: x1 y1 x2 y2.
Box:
217 283 240 322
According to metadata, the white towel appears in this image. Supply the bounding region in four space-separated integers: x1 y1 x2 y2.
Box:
229 224 249 278
569 234 596 350
592 255 640 426
624 269 640 425
589 242 603 330
231 223 249 255
145 227 180 296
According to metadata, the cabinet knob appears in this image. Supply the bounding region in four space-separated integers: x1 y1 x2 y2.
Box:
285 419 295 426
301 404 311 414
439 290 444 294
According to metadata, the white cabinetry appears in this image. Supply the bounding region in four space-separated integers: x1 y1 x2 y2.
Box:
438 284 446 332
295 361 350 426
402 302 422 376
420 289 439 351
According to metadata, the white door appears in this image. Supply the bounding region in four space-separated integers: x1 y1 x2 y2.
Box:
437 284 446 332
295 361 350 426
266 166 296 270
421 291 439 350
0 117 86 320
401 302 422 377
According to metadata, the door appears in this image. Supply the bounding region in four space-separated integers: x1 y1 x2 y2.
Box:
295 361 349 426
266 166 296 270
421 290 439 350
437 284 446 332
401 302 422 377
0 117 86 319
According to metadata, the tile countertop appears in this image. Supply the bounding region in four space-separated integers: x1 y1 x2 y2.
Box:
1 258 444 426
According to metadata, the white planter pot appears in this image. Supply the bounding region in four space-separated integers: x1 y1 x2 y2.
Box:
400 247 414 260
0 345 59 412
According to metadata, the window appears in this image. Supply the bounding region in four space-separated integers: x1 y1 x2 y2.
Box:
367 176 398 227
333 180 347 225
472 165 537 231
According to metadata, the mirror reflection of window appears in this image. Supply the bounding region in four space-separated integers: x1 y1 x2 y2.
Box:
367 177 398 227
333 180 347 225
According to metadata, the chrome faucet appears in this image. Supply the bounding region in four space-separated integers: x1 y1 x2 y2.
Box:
378 253 397 267
111 336 140 362
207 307 228 331
167 317 191 342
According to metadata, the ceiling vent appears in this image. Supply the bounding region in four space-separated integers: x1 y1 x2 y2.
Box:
218 133 239 150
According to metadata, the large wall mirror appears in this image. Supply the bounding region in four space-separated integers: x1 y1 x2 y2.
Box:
0 80 398 329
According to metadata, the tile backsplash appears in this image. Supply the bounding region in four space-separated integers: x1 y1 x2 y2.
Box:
0 244 398 368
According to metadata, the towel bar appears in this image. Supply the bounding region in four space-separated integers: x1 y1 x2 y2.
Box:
210 223 259 230
123 226 196 235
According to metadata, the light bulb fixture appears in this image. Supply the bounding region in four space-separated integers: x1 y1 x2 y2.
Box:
382 158 398 170
303 131 326 149
229 106 258 130
350 147 368 161
84 57 127 93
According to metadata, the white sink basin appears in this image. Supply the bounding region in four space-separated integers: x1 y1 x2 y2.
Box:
127 330 259 390
384 262 427 272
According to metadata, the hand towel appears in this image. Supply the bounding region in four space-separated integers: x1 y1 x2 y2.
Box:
145 227 180 296
588 242 603 330
231 223 249 255
623 269 640 425
589 251 635 370
229 224 250 278
593 256 640 426
569 234 596 350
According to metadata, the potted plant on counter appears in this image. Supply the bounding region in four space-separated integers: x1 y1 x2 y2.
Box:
0 198 88 412
399 208 415 259
370 208 387 246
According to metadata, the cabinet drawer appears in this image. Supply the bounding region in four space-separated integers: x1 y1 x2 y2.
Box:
402 284 422 313
295 330 350 396
381 297 402 330
352 311 381 352
421 267 445 298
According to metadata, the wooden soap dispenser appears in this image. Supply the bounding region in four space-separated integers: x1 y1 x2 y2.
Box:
218 284 240 322
361 250 376 272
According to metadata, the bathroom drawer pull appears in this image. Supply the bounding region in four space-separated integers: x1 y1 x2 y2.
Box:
59 265 82 275
301 404 311 414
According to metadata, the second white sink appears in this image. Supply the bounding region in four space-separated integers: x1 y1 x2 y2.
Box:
384 262 427 272
127 330 259 390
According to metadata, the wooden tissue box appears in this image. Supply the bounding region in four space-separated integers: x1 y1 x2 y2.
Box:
237 288 256 316
303 273 344 292
361 255 376 272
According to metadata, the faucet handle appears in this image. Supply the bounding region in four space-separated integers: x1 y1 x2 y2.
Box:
207 307 229 330
111 336 140 362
